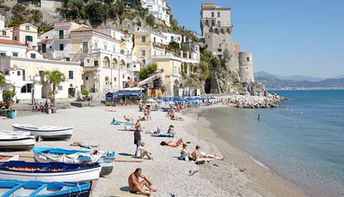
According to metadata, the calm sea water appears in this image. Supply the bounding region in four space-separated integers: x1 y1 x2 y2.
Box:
203 90 344 197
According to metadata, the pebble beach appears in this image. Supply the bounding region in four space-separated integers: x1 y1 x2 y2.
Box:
0 105 305 196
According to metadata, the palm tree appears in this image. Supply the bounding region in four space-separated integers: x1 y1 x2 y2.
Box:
41 70 65 107
0 74 7 88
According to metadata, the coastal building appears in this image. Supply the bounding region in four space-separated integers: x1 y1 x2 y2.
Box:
69 26 138 100
133 27 166 65
161 32 182 45
0 39 83 102
141 0 171 27
38 21 84 61
200 2 254 84
0 15 13 40
12 23 39 49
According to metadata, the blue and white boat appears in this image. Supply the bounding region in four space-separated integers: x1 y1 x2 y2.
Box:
0 161 101 183
0 180 91 197
12 124 73 140
32 147 115 177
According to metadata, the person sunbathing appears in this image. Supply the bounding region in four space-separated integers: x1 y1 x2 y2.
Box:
137 142 153 160
128 168 157 196
124 115 134 122
160 138 185 147
179 144 191 161
191 145 223 163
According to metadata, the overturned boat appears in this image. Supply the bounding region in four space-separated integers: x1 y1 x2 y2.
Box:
32 147 115 177
0 180 91 197
0 131 35 151
0 154 19 162
0 161 101 183
12 124 73 140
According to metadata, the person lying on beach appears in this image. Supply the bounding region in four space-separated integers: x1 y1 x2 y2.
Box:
70 141 99 149
124 116 134 122
160 138 185 147
128 168 157 196
179 144 192 161
137 142 153 160
191 145 223 163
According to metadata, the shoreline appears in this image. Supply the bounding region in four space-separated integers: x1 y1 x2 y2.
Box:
0 104 306 196
183 105 306 197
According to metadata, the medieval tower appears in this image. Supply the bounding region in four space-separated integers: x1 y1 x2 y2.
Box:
200 3 254 84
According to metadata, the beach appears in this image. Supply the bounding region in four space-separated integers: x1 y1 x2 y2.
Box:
0 105 305 196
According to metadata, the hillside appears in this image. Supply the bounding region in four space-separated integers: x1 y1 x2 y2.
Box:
255 72 344 90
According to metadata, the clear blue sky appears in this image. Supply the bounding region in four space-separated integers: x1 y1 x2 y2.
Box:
168 0 344 78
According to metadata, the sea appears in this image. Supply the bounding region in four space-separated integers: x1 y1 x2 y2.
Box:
202 90 344 197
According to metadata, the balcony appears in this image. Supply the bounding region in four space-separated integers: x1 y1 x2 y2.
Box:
152 42 165 49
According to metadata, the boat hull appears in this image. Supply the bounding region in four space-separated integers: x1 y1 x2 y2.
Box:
0 137 35 151
12 124 73 140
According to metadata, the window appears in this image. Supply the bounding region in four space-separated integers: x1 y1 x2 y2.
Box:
217 12 220 17
120 50 124 54
87 59 90 63
2 31 6 35
59 44 64 51
94 61 99 67
211 12 214 17
141 49 146 57
66 57 70 62
94 41 98 49
114 77 117 81
14 36 17 40
42 44 47 53
69 71 74 79
217 21 221 26
205 20 209 26
142 59 146 64
25 25 30 30
0 52 6 57
212 20 215 26
105 77 109 81
30 53 36 59
59 30 64 39
153 37 156 43
171 36 174 41
82 42 88 53
20 84 32 93
22 70 25 81
80 60 84 67
104 43 107 50
12 52 18 57
113 45 116 52
85 76 89 80
127 64 130 68
58 86 63 91
17 71 21 76
142 36 146 43
247 57 250 62
25 35 33 43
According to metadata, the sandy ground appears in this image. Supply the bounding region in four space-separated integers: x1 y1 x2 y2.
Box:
0 105 306 197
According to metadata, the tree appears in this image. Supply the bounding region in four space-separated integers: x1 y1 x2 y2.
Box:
166 41 180 55
139 63 157 80
9 4 28 26
65 0 85 20
0 75 6 88
41 71 65 107
30 10 43 24
85 1 108 27
146 14 155 27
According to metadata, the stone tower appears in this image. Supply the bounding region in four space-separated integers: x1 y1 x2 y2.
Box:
200 3 232 57
239 52 255 83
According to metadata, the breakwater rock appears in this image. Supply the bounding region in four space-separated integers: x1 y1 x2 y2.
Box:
230 94 286 109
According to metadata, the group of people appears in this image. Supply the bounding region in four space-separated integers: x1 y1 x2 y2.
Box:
33 99 50 112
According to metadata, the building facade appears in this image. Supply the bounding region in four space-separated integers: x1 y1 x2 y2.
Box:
141 0 171 27
200 3 254 83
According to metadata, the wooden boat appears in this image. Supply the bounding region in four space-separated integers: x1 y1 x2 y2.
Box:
12 124 73 140
0 161 101 183
32 147 115 177
0 154 19 162
0 131 35 151
0 180 91 197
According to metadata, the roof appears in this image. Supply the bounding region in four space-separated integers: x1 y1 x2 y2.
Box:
71 27 120 41
0 39 25 46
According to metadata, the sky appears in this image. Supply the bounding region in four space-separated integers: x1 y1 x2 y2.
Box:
168 0 344 78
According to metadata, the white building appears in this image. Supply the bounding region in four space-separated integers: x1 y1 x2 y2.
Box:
161 32 182 45
0 15 13 40
141 0 171 27
38 21 84 61
69 26 139 100
0 39 83 102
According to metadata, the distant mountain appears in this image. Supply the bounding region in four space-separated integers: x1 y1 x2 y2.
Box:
255 71 344 90
255 71 323 82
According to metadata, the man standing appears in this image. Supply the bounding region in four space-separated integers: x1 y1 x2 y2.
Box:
134 122 142 157
128 168 157 196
